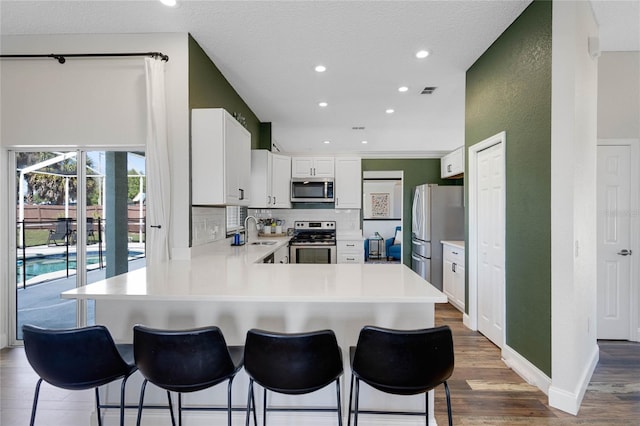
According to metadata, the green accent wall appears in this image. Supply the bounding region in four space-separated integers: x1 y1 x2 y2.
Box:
465 0 552 376
362 159 462 266
188 35 262 149
259 123 273 150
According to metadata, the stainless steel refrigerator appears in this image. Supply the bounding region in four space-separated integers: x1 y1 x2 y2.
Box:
411 184 464 290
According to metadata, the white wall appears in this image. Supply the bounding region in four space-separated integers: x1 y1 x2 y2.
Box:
549 1 599 415
0 33 191 347
598 52 640 139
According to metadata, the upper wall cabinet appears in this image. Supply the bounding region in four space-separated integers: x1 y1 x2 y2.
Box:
291 157 334 178
441 146 464 179
250 150 292 208
335 157 362 209
192 108 251 206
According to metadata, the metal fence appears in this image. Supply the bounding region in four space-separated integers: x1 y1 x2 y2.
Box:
15 216 145 289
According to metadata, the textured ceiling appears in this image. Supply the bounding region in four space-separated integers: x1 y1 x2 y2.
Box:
1 1 638 155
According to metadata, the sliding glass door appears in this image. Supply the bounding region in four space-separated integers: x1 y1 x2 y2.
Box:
12 149 146 342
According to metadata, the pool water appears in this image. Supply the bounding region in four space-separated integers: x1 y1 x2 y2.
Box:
16 251 144 283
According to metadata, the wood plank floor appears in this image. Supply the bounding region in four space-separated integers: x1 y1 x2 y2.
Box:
1 303 638 425
432 303 640 425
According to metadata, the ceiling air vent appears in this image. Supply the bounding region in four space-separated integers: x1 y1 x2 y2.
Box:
352 126 366 130
421 87 437 94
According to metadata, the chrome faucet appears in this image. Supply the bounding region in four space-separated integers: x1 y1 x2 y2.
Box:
243 215 258 245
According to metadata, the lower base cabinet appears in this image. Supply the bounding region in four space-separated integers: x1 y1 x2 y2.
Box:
442 243 465 312
274 245 289 264
337 239 364 264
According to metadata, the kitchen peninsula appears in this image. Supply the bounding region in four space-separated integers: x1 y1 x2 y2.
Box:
62 238 447 425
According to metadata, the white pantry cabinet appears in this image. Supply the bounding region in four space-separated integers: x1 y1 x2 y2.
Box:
335 157 362 209
441 146 464 179
250 150 292 208
192 108 251 206
442 242 465 312
291 157 334 178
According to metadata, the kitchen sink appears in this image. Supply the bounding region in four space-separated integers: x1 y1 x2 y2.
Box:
251 241 278 245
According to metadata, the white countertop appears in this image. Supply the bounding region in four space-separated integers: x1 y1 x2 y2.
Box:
441 240 465 250
62 237 446 304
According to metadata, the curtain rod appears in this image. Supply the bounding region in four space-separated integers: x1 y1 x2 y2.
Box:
0 52 169 64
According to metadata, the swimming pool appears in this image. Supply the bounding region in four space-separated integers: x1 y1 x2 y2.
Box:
16 251 144 284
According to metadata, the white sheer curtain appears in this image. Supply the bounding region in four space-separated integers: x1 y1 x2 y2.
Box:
145 57 171 264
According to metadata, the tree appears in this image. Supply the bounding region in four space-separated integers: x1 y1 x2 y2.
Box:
16 152 98 205
128 169 146 202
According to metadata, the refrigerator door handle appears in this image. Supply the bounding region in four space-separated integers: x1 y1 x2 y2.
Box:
412 188 422 236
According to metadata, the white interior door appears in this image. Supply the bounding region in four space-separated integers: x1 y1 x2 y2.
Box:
476 142 505 348
597 144 632 340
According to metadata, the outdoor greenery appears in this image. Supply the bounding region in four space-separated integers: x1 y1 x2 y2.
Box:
16 152 145 206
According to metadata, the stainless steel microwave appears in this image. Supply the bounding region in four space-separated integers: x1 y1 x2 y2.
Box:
290 178 334 202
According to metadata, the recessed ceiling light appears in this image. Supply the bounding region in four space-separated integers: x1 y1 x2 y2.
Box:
323 140 331 144
315 65 326 73
415 50 430 59
398 86 409 93
386 109 395 114
318 102 328 107
159 0 178 7
361 140 368 144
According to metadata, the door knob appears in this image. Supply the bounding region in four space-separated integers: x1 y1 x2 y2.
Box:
617 249 632 256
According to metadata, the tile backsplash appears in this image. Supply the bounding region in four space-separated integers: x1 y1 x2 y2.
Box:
192 206 225 246
250 208 361 233
191 206 361 247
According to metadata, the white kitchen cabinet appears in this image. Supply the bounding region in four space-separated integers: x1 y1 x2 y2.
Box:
337 239 364 264
274 245 289 264
291 157 334 178
250 150 291 208
192 108 251 206
442 242 465 312
335 157 362 209
441 146 464 179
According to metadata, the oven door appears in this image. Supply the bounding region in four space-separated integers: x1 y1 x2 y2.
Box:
290 244 337 264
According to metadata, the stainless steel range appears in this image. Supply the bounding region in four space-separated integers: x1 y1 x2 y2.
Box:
289 221 337 264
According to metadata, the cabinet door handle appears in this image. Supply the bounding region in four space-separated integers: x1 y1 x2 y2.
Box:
452 251 458 255
346 244 355 247
273 196 276 204
617 249 632 256
267 195 272 204
447 164 452 172
452 262 457 273
347 257 355 261
239 188 245 200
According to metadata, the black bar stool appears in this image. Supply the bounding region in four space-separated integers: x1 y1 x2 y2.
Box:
22 324 137 426
133 325 244 426
347 325 454 426
243 328 344 426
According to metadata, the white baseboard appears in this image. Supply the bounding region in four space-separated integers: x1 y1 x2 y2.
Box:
502 344 552 395
0 332 7 349
462 313 475 330
548 344 599 415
